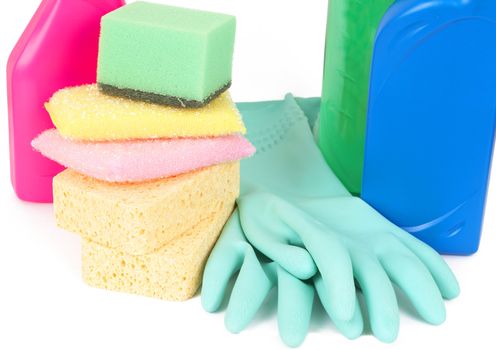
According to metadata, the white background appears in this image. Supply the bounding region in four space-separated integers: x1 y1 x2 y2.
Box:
0 0 495 349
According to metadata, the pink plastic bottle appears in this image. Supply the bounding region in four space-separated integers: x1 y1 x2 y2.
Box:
7 0 125 203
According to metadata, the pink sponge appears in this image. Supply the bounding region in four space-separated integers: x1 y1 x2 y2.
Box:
32 129 255 182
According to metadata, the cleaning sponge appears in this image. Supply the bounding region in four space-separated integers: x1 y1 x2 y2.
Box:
82 201 234 301
32 129 255 182
53 162 240 255
97 1 236 108
46 84 245 141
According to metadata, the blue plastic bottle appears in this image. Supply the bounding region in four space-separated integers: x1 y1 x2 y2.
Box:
361 0 496 255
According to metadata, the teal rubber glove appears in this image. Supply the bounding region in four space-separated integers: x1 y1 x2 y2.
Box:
202 95 459 344
202 98 362 345
202 210 364 347
236 95 460 342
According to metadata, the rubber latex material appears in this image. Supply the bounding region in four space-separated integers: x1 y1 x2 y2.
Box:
361 0 496 255
318 0 395 195
202 210 363 347
202 96 460 344
7 0 125 202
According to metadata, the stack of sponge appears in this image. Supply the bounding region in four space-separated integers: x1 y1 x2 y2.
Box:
32 1 254 301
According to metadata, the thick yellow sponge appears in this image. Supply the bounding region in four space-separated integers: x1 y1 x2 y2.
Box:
54 162 239 255
45 84 246 141
82 201 234 301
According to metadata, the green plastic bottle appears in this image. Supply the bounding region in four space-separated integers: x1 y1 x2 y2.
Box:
318 0 395 195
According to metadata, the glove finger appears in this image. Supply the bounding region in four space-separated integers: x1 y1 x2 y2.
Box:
202 211 246 312
249 236 316 280
284 210 355 321
240 199 317 280
314 274 364 340
277 266 314 347
225 249 275 333
380 253 446 325
391 227 460 300
351 250 399 343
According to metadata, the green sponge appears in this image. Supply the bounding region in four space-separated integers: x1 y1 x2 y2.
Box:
97 1 236 108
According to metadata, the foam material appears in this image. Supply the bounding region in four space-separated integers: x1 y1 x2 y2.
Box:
53 162 239 255
97 1 236 107
32 129 254 182
46 84 245 141
82 201 234 301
